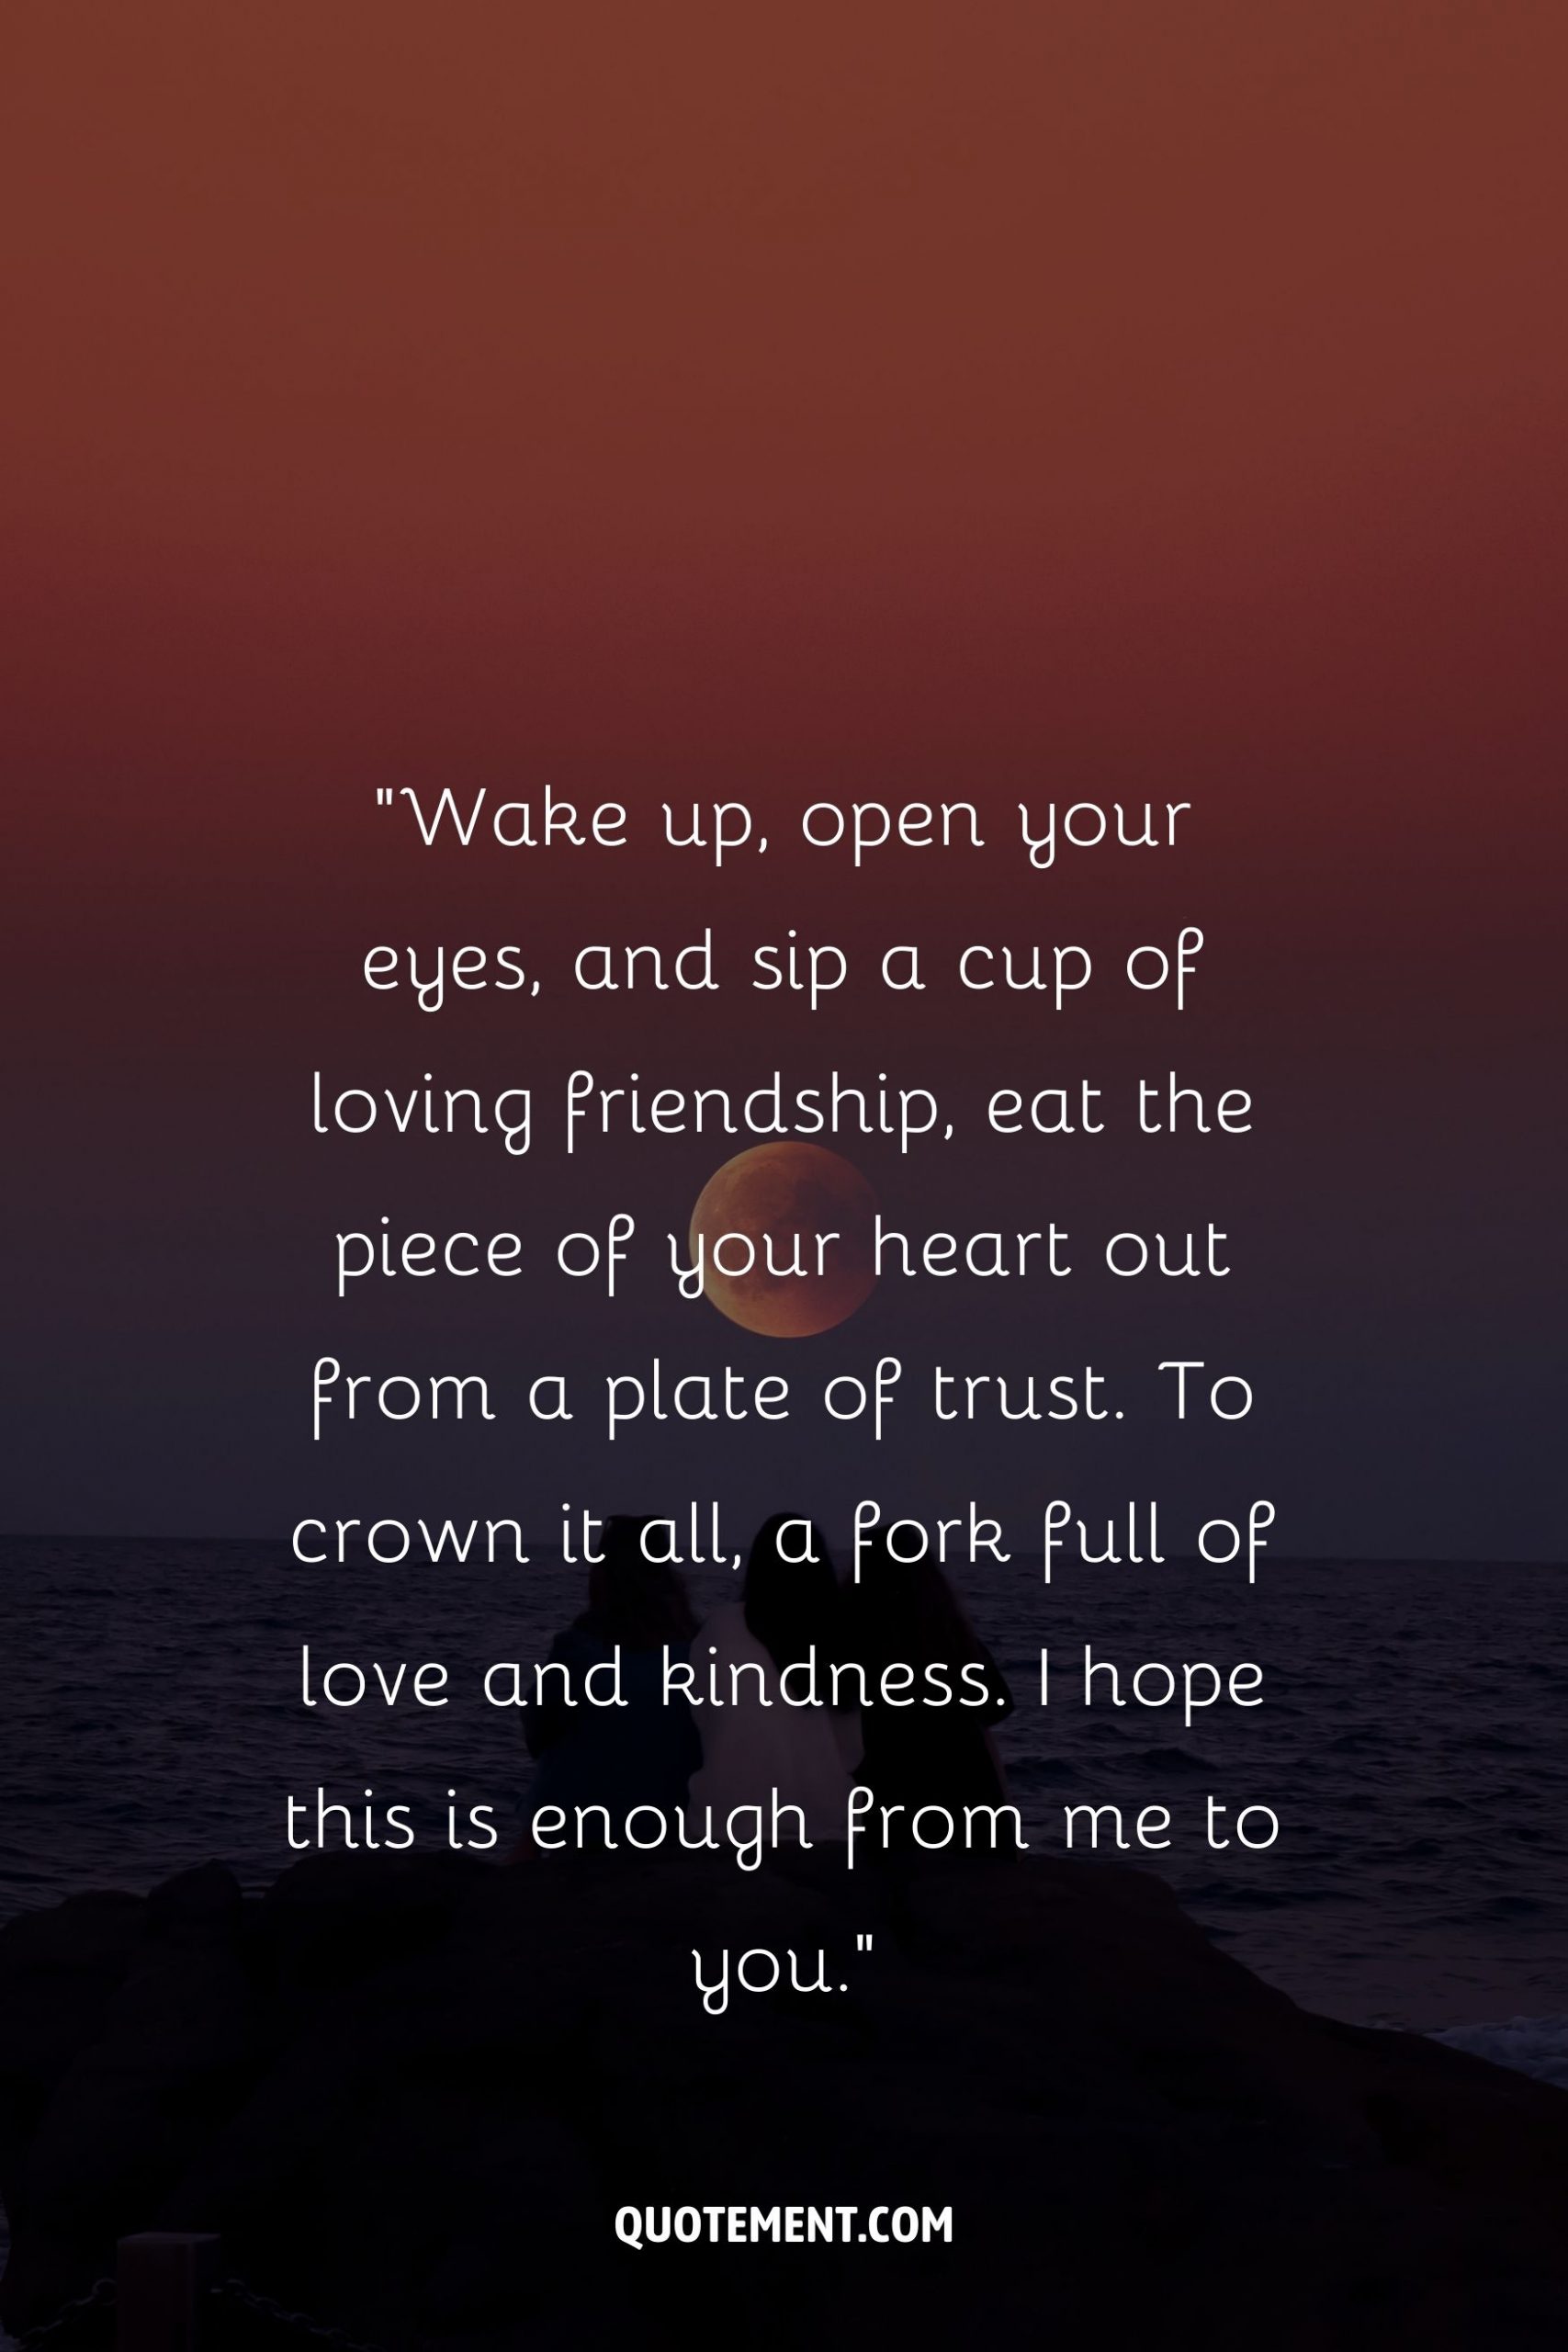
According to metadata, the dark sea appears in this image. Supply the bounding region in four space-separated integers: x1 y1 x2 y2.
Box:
4 1535 1565 2050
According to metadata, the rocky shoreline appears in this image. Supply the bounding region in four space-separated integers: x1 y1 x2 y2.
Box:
3 1850 1567 2347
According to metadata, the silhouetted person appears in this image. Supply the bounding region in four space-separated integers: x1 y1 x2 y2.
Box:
687 1515 859 1839
844 1537 1014 1823
525 1517 702 1841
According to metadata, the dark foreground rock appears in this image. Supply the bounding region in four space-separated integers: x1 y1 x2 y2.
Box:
2 1851 1567 2349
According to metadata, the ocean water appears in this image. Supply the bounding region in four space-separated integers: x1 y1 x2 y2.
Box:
2 1536 1565 2042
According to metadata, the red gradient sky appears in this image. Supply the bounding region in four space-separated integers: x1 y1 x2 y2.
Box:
2 2 1563 1551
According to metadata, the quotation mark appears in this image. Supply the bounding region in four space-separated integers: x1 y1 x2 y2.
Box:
375 788 393 807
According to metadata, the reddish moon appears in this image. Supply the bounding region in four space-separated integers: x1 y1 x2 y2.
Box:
689 1143 877 1337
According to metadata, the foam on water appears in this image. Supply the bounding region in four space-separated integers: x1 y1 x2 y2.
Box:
1429 2014 1568 2089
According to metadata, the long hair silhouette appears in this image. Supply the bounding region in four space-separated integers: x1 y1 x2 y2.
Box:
584 1517 697 1650
742 1514 840 1672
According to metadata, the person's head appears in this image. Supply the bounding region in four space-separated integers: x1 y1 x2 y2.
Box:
743 1514 840 1672
585 1517 697 1649
846 1533 977 1668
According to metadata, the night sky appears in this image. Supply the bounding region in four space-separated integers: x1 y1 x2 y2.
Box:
4 3 1563 1557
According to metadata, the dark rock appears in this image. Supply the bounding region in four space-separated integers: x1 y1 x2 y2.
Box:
2 1853 1566 2349
144 1862 246 1953
0 1890 145 2324
0 1866 261 2327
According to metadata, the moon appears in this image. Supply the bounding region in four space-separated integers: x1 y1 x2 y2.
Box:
689 1143 878 1337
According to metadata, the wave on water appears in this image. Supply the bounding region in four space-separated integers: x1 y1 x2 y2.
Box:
1428 2015 1568 2090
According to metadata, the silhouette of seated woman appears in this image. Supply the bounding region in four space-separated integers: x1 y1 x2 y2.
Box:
525 1516 702 1841
686 1515 859 1842
844 1536 1014 1824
